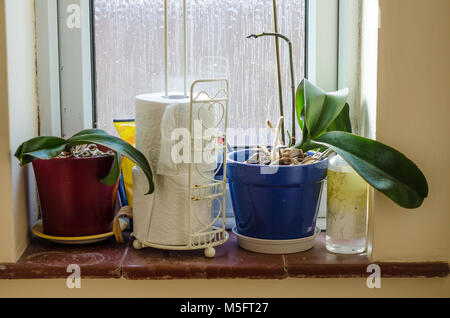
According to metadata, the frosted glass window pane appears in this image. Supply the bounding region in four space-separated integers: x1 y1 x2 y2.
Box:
94 0 305 144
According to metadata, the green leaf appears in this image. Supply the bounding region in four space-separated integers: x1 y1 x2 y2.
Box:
15 137 68 166
71 129 111 138
298 139 319 152
314 132 429 209
297 79 349 140
327 103 353 133
67 132 154 194
298 79 326 138
314 88 349 136
287 130 293 148
14 129 155 195
296 83 306 131
101 152 122 186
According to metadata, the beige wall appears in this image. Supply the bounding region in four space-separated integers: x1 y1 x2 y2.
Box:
371 0 450 262
0 278 449 298
0 0 38 262
0 0 15 263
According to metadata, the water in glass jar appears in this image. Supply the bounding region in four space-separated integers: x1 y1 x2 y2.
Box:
326 155 368 254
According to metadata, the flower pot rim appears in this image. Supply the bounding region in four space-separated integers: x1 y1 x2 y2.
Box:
33 154 115 163
227 149 329 169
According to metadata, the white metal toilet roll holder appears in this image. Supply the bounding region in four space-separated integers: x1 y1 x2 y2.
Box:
133 79 230 258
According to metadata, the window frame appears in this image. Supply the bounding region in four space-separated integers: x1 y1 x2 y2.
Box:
36 0 95 139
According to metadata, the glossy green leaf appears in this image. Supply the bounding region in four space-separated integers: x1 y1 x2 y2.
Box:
67 133 154 194
287 130 293 148
296 83 305 131
15 137 68 166
14 130 154 195
72 129 111 137
100 152 123 186
298 79 326 138
327 103 353 133
314 132 429 209
314 88 349 136
297 79 349 139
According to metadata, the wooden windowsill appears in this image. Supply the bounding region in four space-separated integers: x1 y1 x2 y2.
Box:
0 232 448 280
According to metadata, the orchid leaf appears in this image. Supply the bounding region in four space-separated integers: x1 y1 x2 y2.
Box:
72 129 111 137
296 79 349 140
15 130 154 195
313 87 349 136
67 132 154 194
327 103 353 133
15 137 68 166
296 83 306 131
100 152 122 186
297 79 325 139
314 132 429 209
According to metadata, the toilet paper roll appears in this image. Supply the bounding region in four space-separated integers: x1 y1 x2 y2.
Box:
132 166 154 243
158 99 218 177
135 93 190 170
133 166 213 246
136 92 219 178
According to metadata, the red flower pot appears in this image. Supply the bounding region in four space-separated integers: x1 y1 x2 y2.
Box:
32 155 119 237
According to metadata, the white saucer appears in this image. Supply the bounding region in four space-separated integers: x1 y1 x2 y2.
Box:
232 227 321 254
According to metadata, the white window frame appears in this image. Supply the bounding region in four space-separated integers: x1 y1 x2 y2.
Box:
307 0 339 91
308 0 362 229
36 0 94 139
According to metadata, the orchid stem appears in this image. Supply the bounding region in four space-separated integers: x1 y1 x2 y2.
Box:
247 32 297 146
272 0 285 145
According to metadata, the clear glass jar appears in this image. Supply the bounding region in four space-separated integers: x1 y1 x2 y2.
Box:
326 155 368 254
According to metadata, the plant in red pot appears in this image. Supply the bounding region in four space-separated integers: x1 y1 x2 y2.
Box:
15 129 154 238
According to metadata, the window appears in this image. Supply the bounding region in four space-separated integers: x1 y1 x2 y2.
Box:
37 0 342 144
35 0 341 233
93 0 306 146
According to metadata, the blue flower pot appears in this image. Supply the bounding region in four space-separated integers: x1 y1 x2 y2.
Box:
227 150 328 240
